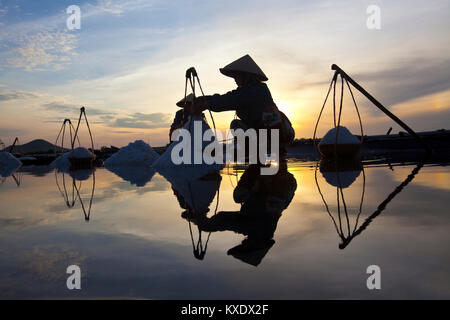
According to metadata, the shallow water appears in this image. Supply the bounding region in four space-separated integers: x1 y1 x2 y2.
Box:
0 160 449 299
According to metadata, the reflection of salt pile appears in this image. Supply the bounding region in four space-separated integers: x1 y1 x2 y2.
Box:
322 170 361 188
153 116 224 179
0 152 22 177
104 140 159 166
51 147 94 172
160 169 221 212
69 169 94 181
104 140 159 187
106 166 156 187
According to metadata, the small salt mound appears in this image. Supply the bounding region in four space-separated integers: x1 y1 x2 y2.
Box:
0 152 22 177
153 116 224 179
322 170 361 188
106 165 156 187
69 147 94 158
51 147 94 171
104 140 159 166
320 126 360 145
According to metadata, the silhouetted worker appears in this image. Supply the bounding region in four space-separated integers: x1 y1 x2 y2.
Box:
170 93 205 142
195 54 295 156
184 162 297 266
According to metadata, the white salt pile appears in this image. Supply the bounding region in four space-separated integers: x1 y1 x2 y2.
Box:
0 152 22 177
322 170 361 188
51 147 94 171
106 166 156 187
104 140 159 167
153 116 224 179
320 126 360 145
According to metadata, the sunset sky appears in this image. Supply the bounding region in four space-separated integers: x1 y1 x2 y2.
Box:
0 0 449 148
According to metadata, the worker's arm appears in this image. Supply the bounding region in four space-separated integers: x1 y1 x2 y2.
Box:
204 86 254 112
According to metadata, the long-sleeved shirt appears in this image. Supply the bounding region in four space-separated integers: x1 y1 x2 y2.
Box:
205 81 275 129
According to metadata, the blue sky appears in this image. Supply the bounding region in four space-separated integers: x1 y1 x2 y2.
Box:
0 0 449 147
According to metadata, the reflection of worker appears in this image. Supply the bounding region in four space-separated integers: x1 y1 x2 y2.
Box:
195 54 295 156
170 93 205 142
184 162 297 266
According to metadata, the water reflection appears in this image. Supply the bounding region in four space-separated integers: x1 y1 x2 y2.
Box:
182 162 297 266
0 160 21 179
0 159 449 299
315 158 425 249
55 169 96 221
161 169 222 260
0 172 22 187
105 165 156 187
338 162 424 249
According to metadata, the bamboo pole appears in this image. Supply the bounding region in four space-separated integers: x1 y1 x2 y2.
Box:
331 64 432 153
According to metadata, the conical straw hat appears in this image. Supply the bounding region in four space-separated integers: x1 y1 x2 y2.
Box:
176 93 195 107
220 54 268 81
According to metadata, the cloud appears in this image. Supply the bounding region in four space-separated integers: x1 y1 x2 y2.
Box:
109 112 171 129
0 4 6 27
89 0 157 16
0 90 39 101
0 127 29 137
42 102 114 116
5 30 78 71
351 58 450 112
41 102 171 129
110 130 145 134
91 0 126 15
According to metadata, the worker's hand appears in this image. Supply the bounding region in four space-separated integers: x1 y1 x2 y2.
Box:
194 97 206 114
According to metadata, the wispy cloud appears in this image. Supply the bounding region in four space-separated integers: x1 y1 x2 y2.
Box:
89 0 158 16
0 90 39 101
5 30 77 71
89 0 127 16
351 58 450 112
109 112 171 129
42 101 113 116
0 3 6 27
40 102 170 129
0 127 29 137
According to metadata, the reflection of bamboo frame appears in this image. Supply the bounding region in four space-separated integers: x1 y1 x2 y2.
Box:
55 170 80 208
315 163 365 248
74 171 95 221
316 161 424 249
339 162 423 249
185 180 220 260
0 172 22 187
10 172 22 187
54 170 96 221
